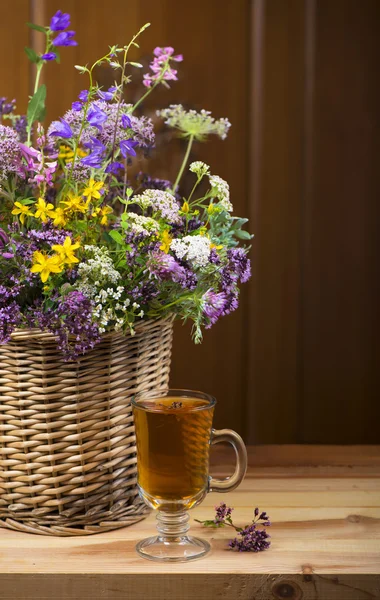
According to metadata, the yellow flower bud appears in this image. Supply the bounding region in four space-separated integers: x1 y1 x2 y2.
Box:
181 201 190 213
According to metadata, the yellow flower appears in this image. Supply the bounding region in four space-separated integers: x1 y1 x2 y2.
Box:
11 201 34 225
160 230 172 254
30 251 63 283
59 145 87 162
62 193 88 214
210 243 223 250
181 201 190 213
52 207 67 227
34 198 56 223
99 206 113 225
51 236 80 265
83 179 104 201
91 207 101 218
207 203 215 214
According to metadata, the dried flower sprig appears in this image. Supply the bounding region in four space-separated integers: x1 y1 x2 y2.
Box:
196 503 271 552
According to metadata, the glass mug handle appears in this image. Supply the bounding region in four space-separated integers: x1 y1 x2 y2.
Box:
209 428 248 492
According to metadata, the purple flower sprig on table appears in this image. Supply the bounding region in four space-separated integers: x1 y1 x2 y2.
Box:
195 503 271 553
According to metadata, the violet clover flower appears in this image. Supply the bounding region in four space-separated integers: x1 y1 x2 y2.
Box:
50 10 71 32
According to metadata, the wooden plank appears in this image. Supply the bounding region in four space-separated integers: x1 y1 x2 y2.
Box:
0 574 379 600
0 445 379 588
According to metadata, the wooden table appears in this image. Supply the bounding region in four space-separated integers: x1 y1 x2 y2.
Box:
1 446 379 599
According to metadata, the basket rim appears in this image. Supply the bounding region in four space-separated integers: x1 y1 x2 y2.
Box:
9 313 175 342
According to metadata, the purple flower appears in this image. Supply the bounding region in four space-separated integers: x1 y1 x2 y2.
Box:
0 97 16 116
202 290 228 328
72 101 83 111
53 30 77 47
0 229 9 248
0 302 22 344
105 161 124 174
214 503 233 525
2 252 14 259
119 139 138 158
143 46 183 88
49 118 73 139
87 104 107 130
121 113 132 128
81 136 106 168
229 524 271 553
14 115 27 143
41 52 57 61
0 125 22 181
50 10 71 31
97 86 117 101
147 251 197 290
227 248 251 283
78 90 89 102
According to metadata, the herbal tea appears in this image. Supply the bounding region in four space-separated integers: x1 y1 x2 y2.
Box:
133 397 214 510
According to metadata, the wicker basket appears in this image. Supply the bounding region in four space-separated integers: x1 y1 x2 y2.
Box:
0 316 173 536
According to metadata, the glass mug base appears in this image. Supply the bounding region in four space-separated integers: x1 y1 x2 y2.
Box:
136 509 210 562
136 535 210 563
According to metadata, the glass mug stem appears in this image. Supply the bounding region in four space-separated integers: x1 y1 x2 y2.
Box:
132 389 247 562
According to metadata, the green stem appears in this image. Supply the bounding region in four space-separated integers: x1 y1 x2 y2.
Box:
34 64 43 94
132 79 160 113
172 134 194 194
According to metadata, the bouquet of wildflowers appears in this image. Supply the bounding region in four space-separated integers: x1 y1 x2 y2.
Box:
0 10 252 360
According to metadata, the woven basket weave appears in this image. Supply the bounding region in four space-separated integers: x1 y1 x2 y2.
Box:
0 316 173 536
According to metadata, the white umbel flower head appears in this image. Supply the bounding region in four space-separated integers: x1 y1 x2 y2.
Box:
189 161 210 178
209 175 233 212
133 189 181 224
171 235 211 268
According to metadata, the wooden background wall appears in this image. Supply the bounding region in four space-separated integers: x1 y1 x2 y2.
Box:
1 0 379 443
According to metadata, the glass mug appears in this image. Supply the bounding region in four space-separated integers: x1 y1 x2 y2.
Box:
132 389 247 562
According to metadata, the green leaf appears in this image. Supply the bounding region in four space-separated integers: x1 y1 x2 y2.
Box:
234 229 252 240
24 46 39 64
27 84 47 130
109 230 125 245
19 198 35 205
55 49 61 64
26 22 47 33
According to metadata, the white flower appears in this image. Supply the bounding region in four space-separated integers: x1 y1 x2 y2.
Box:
133 189 181 224
171 235 211 268
209 175 233 212
126 213 159 235
189 161 210 178
157 105 231 140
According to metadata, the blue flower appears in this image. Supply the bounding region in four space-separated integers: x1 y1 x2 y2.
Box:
121 114 132 129
105 161 124 174
78 90 89 102
81 137 105 168
50 10 71 32
49 118 73 139
41 52 57 61
97 86 117 101
120 139 138 158
87 105 107 130
71 101 83 111
53 31 77 47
